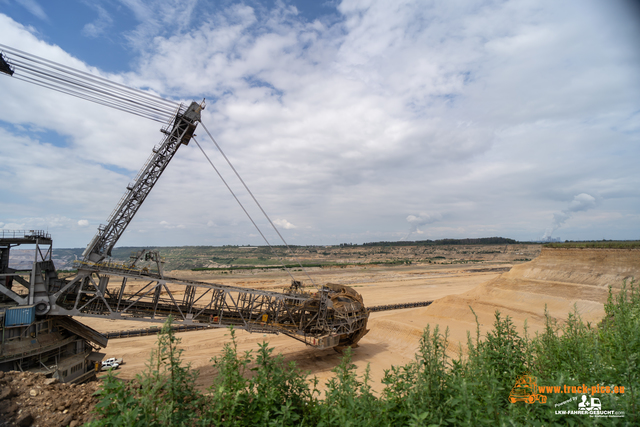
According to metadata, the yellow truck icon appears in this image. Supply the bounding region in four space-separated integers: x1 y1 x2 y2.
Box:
509 375 547 404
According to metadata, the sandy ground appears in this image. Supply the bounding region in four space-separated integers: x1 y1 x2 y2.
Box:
77 249 640 393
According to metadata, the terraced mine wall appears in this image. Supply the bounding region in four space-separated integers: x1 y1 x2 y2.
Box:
367 248 640 356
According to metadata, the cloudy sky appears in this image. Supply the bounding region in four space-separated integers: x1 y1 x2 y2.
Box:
0 0 639 249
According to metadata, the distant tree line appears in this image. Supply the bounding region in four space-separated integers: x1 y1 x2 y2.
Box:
360 237 518 247
544 240 640 249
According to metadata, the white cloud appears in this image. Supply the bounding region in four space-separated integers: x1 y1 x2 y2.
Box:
568 193 597 213
82 5 113 38
117 0 199 51
1 222 26 230
78 219 89 227
158 221 185 230
274 219 297 230
0 215 83 236
407 213 443 227
16 0 47 20
0 1 639 247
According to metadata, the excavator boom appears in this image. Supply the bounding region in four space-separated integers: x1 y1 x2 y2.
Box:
0 47 369 382
83 101 204 263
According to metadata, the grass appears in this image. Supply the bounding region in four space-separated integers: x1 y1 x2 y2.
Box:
544 241 640 249
88 280 639 426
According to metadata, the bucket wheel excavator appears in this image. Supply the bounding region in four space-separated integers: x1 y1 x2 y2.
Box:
0 46 368 380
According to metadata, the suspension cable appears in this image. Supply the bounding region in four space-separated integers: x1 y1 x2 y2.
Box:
10 56 176 113
0 44 176 108
0 44 178 122
198 122 317 286
193 136 302 283
11 75 171 123
1 44 318 283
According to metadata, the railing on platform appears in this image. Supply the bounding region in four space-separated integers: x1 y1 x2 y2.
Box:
0 229 51 240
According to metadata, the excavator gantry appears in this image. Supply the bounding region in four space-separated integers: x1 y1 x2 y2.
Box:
0 46 369 380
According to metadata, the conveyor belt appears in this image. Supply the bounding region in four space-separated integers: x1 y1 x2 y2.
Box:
367 301 433 312
106 324 210 339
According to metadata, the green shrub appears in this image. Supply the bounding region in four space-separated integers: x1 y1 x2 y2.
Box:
202 328 319 426
90 281 639 426
88 316 202 426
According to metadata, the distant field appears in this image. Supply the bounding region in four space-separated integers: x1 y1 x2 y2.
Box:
73 242 540 272
46 238 540 272
544 241 640 249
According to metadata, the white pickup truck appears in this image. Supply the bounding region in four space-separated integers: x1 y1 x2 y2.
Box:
101 357 124 371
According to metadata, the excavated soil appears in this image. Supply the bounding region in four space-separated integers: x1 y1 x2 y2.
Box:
394 248 640 353
80 248 640 395
4 248 636 425
79 263 504 392
0 371 99 427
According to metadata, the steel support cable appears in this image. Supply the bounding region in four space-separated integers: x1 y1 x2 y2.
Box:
11 62 175 120
11 58 176 115
6 54 177 115
8 56 175 117
9 69 174 122
12 75 171 123
192 136 299 283
13 72 173 122
0 43 177 109
0 44 178 121
0 48 174 110
199 122 317 286
11 75 169 123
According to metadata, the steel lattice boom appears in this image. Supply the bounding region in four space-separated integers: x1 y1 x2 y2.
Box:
48 263 369 349
0 46 371 382
82 101 204 263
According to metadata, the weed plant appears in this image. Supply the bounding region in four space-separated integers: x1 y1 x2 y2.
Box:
89 281 639 426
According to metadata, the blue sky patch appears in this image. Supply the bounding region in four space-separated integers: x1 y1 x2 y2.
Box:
0 1 639 246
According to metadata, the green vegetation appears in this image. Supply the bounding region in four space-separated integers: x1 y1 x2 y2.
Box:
89 280 638 426
191 263 328 272
52 240 538 271
361 237 518 246
544 241 640 249
191 259 414 272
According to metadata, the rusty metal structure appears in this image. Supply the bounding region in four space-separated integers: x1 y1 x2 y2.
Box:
0 230 107 383
0 45 369 380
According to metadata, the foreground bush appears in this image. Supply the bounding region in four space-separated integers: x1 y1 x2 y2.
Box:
88 281 639 426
